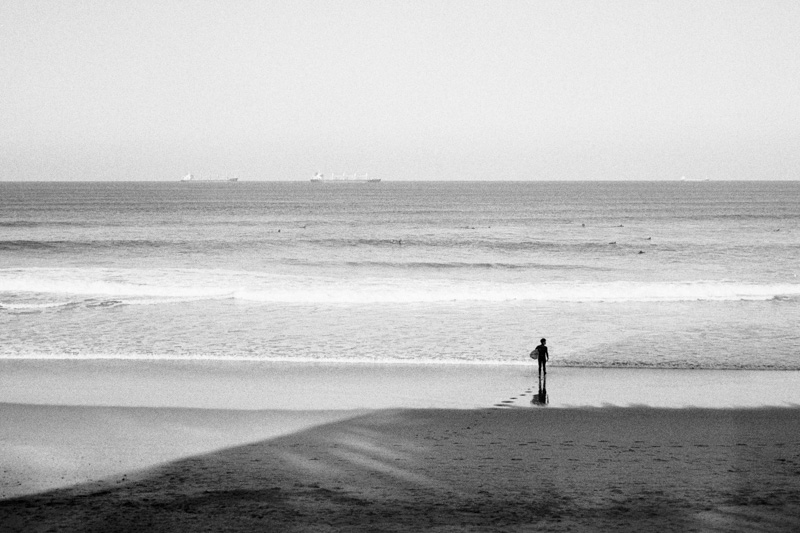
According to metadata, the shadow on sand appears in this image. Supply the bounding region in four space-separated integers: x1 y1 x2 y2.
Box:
0 410 571 532
2 407 799 532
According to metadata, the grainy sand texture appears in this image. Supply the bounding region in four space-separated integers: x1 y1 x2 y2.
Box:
1 361 799 531
2 404 800 532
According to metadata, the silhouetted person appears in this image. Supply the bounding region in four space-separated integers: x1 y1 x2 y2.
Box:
530 338 549 377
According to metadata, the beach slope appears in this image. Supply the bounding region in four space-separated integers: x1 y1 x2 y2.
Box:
2 405 799 532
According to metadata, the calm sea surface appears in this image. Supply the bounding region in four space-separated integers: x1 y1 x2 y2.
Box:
1 181 798 369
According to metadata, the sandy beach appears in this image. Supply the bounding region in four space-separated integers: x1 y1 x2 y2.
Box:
2 360 799 531
5 0 800 529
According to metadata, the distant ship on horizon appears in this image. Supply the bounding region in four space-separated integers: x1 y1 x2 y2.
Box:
181 173 239 182
311 172 380 182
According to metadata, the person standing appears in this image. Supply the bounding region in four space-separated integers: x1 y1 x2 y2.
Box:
530 338 549 376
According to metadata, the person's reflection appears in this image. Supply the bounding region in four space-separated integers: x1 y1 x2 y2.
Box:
532 372 548 405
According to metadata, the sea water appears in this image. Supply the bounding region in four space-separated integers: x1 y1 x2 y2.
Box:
1 181 798 370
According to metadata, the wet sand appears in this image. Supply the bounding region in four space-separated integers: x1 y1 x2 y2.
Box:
2 359 799 410
1 360 799 531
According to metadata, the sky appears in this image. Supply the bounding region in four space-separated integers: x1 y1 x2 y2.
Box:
1 0 799 181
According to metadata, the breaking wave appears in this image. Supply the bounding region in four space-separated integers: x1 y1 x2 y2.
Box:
2 268 799 307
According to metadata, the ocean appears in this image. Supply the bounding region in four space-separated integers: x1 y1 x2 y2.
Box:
1 181 798 370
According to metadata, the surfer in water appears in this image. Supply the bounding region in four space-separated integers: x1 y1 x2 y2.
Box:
530 338 549 376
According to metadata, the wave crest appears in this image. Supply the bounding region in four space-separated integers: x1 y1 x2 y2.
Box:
2 268 799 306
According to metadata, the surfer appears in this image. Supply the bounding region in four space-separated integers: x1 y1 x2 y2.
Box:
530 338 549 376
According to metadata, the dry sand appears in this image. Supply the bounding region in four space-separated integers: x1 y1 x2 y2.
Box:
2 405 800 531
1 360 799 531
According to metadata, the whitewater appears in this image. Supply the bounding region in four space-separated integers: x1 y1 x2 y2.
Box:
1 181 799 369
2 267 800 305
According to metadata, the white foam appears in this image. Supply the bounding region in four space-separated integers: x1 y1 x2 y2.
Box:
1 353 797 371
0 352 533 365
2 267 798 304
0 301 73 310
